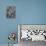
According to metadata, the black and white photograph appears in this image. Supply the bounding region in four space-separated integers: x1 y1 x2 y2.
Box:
18 25 46 46
6 6 16 18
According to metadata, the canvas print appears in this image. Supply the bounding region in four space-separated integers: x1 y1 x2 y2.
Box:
6 6 16 18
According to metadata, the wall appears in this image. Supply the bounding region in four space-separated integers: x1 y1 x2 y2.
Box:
0 0 46 44
0 0 17 44
16 0 46 24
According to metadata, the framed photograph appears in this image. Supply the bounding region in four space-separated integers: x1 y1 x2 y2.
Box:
18 24 46 41
6 6 16 18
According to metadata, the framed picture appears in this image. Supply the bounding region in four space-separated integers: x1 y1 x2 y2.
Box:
18 24 46 41
6 6 16 18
